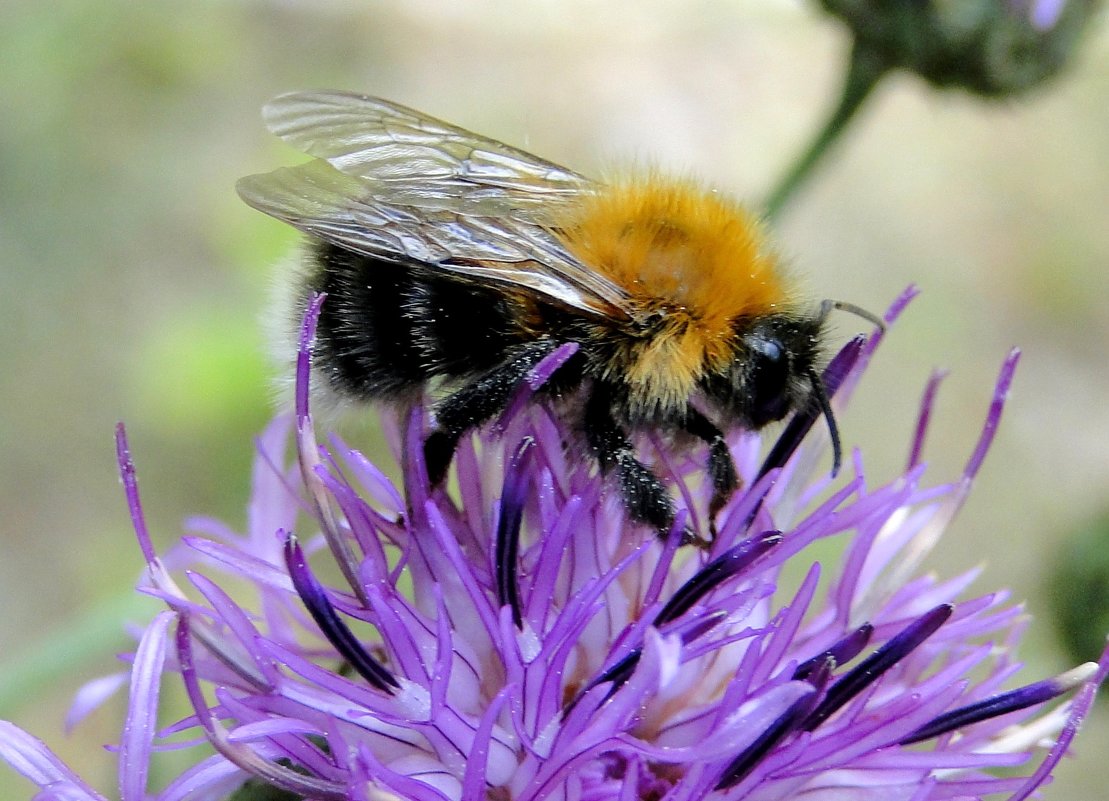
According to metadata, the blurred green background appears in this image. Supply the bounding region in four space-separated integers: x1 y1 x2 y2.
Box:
1 1 1107 798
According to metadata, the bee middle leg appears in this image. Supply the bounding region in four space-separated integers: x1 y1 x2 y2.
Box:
679 407 739 520
424 340 566 485
583 388 675 535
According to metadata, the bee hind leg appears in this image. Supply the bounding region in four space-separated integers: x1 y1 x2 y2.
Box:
583 388 677 537
424 340 564 485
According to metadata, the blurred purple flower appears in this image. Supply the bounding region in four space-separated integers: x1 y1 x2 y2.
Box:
1028 0 1067 29
2 286 1106 800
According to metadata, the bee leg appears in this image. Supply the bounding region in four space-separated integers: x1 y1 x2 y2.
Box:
680 407 739 523
424 340 564 485
583 388 676 537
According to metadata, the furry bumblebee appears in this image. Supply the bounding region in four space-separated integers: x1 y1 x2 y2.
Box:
238 91 881 534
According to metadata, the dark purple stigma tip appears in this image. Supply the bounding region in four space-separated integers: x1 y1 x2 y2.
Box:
679 610 728 645
592 651 640 700
657 530 782 625
899 662 1098 746
284 534 398 693
575 531 782 708
793 623 874 681
715 687 821 790
496 438 535 629
802 604 953 732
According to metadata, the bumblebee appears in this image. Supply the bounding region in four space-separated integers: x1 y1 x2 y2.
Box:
238 91 881 534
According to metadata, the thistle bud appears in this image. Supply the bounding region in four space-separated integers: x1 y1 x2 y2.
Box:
820 0 1101 96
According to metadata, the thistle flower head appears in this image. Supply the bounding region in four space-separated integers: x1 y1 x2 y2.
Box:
2 286 1106 801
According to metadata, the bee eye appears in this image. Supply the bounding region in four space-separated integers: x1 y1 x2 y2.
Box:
747 336 791 425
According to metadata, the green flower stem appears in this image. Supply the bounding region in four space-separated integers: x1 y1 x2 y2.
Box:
764 42 891 222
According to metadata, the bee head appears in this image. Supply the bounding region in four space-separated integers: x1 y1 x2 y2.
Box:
711 315 823 424
704 302 885 476
702 312 846 468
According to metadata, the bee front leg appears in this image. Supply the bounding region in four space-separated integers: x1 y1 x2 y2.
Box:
680 407 739 521
424 340 563 485
583 388 676 536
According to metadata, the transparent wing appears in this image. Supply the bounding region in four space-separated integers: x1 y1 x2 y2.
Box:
264 91 590 207
239 91 632 318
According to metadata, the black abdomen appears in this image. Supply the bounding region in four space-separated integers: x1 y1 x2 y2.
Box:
308 242 521 400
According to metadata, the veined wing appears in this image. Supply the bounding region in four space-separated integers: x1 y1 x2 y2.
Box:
239 92 634 318
260 91 590 214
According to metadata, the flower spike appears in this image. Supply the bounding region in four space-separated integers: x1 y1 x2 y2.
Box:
496 437 535 629
284 534 399 693
802 604 953 732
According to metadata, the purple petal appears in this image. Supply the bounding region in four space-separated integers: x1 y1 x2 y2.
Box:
0 722 107 801
294 292 325 425
115 423 156 564
495 342 580 431
119 610 174 801
964 348 1021 481
460 688 512 796
65 673 127 732
907 369 948 470
174 615 349 800
155 754 247 801
186 572 275 689
354 744 454 801
1007 643 1109 801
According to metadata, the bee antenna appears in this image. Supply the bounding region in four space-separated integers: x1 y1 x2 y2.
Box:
819 299 886 332
807 368 843 477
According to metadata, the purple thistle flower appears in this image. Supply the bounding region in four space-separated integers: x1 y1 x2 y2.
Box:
2 286 1107 800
